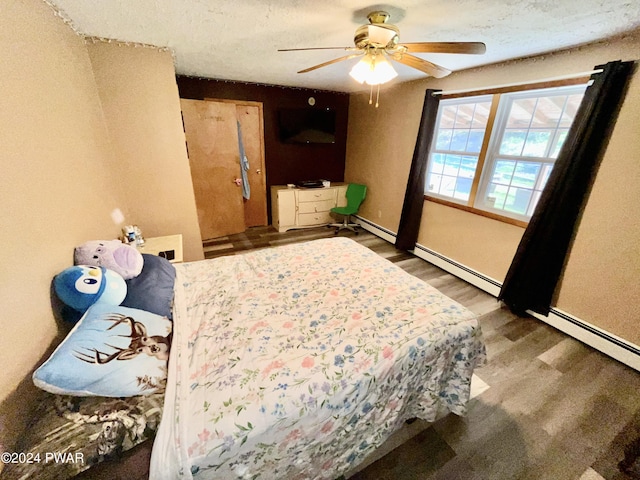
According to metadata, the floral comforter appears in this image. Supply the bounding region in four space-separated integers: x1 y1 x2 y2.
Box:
150 237 485 479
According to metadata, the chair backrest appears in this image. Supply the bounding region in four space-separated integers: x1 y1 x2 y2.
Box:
345 183 367 212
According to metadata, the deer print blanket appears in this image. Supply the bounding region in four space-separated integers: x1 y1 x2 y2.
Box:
150 237 486 479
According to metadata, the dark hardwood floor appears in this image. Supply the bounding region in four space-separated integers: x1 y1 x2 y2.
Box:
205 226 640 480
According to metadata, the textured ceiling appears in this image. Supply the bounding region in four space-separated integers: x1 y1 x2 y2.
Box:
47 0 640 93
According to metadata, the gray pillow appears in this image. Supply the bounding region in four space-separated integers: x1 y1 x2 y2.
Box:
121 254 176 319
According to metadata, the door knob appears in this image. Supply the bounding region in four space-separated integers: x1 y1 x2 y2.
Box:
256 169 262 174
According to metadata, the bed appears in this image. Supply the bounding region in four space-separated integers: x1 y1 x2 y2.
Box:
150 237 485 479
3 236 485 480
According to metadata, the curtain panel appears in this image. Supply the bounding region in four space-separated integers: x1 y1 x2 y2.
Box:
395 89 440 251
498 60 635 315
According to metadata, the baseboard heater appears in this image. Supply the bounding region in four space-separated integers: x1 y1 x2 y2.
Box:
354 215 640 372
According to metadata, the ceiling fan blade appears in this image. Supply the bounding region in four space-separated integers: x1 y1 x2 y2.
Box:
297 53 363 74
400 42 486 55
391 52 451 78
278 47 354 52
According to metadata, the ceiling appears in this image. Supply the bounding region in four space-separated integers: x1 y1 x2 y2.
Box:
48 0 640 93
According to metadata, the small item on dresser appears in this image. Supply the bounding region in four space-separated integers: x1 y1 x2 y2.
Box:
133 225 145 246
122 225 136 244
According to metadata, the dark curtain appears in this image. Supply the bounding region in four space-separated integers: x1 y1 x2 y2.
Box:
395 89 440 251
498 60 635 315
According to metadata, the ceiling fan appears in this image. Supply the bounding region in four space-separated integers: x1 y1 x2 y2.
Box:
279 11 486 82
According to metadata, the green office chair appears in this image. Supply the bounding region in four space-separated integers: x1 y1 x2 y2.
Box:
329 183 367 234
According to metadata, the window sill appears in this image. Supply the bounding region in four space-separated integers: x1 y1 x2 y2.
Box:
424 195 529 228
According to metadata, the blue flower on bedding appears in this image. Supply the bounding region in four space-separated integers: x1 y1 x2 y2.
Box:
334 355 345 367
417 337 425 346
310 320 318 328
361 402 373 414
344 345 353 354
409 346 418 360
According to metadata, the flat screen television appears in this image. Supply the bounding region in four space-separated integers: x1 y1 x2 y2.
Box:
278 108 336 144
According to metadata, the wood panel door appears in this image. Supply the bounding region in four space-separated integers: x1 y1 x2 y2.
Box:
235 103 267 227
180 99 245 240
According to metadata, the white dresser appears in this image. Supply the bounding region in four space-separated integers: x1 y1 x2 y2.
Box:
271 184 348 232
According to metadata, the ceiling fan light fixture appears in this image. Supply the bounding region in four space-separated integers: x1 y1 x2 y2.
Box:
349 52 398 85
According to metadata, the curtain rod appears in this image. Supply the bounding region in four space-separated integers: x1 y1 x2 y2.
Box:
431 68 603 96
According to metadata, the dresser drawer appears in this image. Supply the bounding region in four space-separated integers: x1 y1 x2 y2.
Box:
297 199 335 214
297 211 332 226
297 188 336 202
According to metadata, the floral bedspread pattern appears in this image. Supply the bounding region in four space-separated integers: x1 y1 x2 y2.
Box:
151 237 486 479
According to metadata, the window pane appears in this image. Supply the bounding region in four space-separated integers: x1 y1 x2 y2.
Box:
487 183 508 209
528 190 542 216
459 156 478 178
511 162 540 188
492 160 516 185
560 94 584 127
500 130 526 155
430 153 445 174
427 173 442 193
440 176 456 197
436 129 452 150
539 164 554 190
454 105 474 128
522 130 551 157
531 96 563 128
506 98 535 128
550 129 568 158
504 187 533 215
472 102 492 128
450 130 470 151
440 105 457 128
454 177 472 201
443 155 461 176
466 129 485 153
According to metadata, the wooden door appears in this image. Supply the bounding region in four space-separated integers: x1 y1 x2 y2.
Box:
180 99 245 240
235 103 267 227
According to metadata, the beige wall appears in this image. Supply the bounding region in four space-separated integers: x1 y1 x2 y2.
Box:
0 0 125 447
346 31 640 345
0 0 204 450
86 41 203 262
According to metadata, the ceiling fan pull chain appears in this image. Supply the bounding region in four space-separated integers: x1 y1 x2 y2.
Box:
375 84 380 108
369 83 373 105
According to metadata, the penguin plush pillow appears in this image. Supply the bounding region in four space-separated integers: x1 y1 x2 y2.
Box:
53 265 127 323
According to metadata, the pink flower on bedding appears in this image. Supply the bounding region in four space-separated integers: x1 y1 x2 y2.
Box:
250 320 268 333
269 292 278 299
352 312 362 320
320 420 334 434
301 356 314 368
198 428 211 442
330 289 339 296
262 359 284 377
283 321 294 328
383 345 394 360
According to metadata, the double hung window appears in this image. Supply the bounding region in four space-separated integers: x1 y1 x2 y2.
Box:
425 84 587 224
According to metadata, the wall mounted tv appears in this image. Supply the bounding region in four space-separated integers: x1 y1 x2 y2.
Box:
278 108 336 144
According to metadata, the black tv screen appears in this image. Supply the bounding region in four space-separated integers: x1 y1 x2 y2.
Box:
278 108 336 144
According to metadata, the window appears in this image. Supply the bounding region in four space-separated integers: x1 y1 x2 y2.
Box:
425 84 587 224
